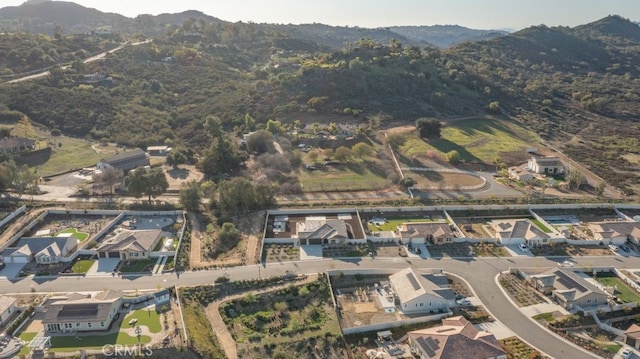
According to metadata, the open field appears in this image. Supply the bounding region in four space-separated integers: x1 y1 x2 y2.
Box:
395 117 539 164
407 170 484 189
298 166 389 192
31 135 121 176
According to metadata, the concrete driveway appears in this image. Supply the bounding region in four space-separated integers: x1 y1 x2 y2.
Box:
86 258 120 276
0 263 26 280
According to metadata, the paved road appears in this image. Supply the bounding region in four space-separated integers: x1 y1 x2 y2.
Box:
4 39 151 84
4 254 636 358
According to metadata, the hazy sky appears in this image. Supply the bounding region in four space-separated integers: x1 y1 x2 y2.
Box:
4 0 640 30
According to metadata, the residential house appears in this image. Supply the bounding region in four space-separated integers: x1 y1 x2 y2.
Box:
297 219 349 245
0 137 35 154
625 323 640 349
43 290 122 333
97 149 149 172
0 295 17 326
79 73 110 84
491 219 549 246
527 156 564 175
389 268 455 314
524 268 610 310
407 316 506 359
589 222 640 245
147 146 170 156
1 236 77 264
398 222 455 245
508 166 534 182
97 229 162 260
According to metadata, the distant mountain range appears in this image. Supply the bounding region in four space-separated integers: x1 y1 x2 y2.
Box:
0 1 508 48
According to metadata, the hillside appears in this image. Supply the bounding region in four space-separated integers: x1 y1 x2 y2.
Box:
0 9 639 194
390 25 508 47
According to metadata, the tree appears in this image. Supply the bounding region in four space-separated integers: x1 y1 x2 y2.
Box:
352 142 374 159
595 182 606 198
125 167 169 203
265 119 284 134
244 113 256 132
212 177 275 221
416 118 441 139
567 169 587 190
246 129 274 154
334 146 353 162
488 101 501 113
166 149 188 169
400 176 416 189
92 167 124 196
218 222 241 245
179 180 202 212
446 150 461 164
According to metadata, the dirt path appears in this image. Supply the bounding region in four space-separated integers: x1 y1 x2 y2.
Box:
187 213 204 268
0 207 49 249
240 211 266 265
205 274 319 359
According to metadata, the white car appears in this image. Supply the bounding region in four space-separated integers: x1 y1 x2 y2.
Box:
558 260 574 267
621 347 633 359
517 243 528 252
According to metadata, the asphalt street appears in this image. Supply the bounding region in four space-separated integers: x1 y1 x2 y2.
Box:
4 254 637 359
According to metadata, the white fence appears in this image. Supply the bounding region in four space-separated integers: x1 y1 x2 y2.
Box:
342 312 451 335
0 205 26 228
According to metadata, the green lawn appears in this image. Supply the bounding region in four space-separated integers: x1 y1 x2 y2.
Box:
50 332 151 352
595 276 640 303
56 228 89 241
530 218 552 233
298 166 388 192
18 332 37 355
398 117 539 163
369 218 442 232
123 308 162 333
71 260 94 274
532 312 555 322
119 259 157 273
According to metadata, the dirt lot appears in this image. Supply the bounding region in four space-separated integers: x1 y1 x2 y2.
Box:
530 243 611 256
163 165 204 192
499 273 548 307
408 170 484 189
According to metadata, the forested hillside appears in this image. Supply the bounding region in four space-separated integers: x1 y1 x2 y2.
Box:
0 2 639 194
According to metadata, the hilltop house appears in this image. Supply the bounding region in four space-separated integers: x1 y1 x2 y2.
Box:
407 316 506 359
508 166 534 182
0 137 35 155
527 156 564 175
389 268 455 314
1 236 77 264
43 290 122 333
97 229 162 260
97 149 149 172
398 222 455 245
491 219 550 246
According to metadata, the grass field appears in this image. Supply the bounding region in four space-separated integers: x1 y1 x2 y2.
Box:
123 308 162 333
298 167 388 192
595 276 640 303
398 117 539 163
50 332 151 352
71 260 94 274
56 228 90 241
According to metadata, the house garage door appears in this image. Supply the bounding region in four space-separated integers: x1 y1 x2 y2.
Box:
6 256 29 263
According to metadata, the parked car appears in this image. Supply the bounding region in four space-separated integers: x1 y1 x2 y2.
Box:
620 245 631 252
456 299 471 306
558 260 574 267
517 243 528 252
455 294 466 300
414 247 421 254
621 347 633 359
609 244 619 252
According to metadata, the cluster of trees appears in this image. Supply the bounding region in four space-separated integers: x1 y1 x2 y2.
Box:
124 167 169 203
0 160 39 197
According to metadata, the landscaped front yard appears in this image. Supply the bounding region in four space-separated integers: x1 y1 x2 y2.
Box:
119 259 157 273
123 308 163 333
71 259 94 274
